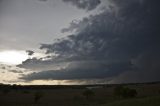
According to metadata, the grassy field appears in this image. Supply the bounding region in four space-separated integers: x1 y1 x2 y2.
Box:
103 96 160 106
0 83 160 106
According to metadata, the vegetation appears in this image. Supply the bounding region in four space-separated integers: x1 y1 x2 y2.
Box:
103 96 160 106
0 82 160 106
114 86 137 98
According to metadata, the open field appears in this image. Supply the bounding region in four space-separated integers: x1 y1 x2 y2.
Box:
0 82 160 106
103 96 160 106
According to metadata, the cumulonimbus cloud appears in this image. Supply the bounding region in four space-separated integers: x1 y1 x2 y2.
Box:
19 0 160 83
21 60 132 80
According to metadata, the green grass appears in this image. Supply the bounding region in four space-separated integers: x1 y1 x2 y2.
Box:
103 96 160 106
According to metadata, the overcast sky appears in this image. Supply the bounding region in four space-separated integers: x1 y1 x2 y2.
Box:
0 0 91 51
0 0 160 85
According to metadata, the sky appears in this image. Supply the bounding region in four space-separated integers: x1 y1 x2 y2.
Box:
0 0 160 85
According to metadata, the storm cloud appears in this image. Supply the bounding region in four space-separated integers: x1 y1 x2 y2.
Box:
19 0 160 83
21 60 132 80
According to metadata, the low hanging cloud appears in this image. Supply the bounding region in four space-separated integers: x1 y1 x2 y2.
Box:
19 0 160 83
62 0 101 11
21 60 132 80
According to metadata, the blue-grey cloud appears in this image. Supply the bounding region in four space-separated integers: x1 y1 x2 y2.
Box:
21 60 131 80
20 0 160 83
62 0 101 11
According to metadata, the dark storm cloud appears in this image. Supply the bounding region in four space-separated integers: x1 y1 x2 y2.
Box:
21 60 131 80
109 52 160 83
26 50 34 56
62 0 101 11
20 0 160 83
61 18 90 33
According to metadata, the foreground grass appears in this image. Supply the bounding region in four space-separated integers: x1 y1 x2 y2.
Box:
103 96 160 106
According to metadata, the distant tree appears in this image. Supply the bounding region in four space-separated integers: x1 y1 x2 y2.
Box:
127 88 137 98
83 89 95 100
114 86 137 98
11 84 18 91
34 91 44 103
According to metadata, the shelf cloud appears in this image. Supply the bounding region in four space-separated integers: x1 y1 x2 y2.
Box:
18 0 160 83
